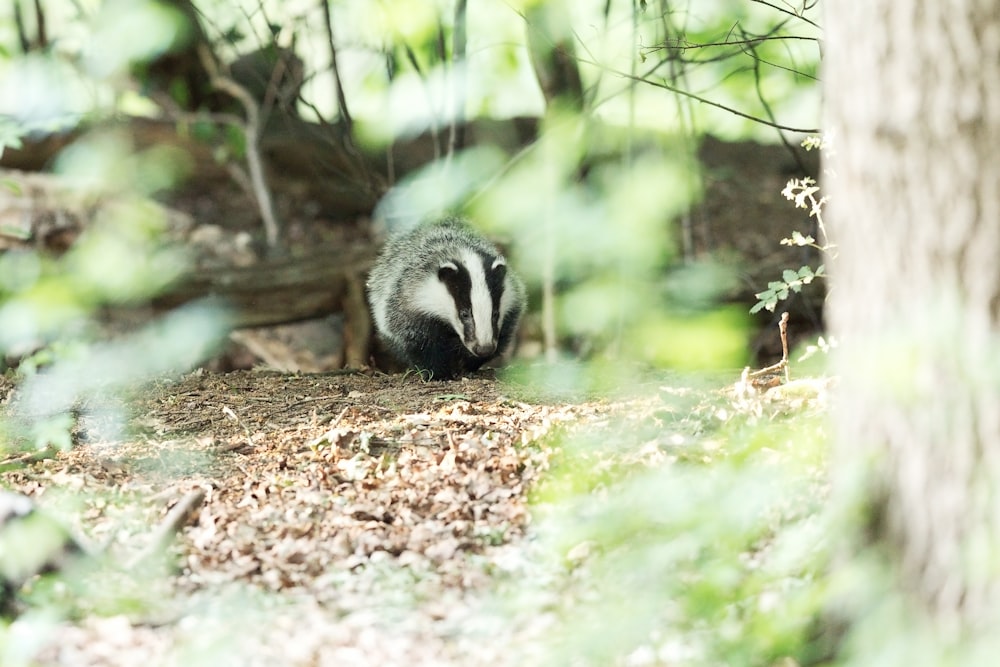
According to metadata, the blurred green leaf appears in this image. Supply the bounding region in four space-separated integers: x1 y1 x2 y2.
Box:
83 0 185 78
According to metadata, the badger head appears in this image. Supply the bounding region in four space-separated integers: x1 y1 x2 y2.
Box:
413 248 512 359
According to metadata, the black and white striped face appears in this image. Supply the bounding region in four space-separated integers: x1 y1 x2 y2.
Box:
412 248 511 358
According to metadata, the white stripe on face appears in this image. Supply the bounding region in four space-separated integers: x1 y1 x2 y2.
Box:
461 247 496 351
411 267 464 338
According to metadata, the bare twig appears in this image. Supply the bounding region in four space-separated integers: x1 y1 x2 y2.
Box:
744 313 792 383
32 0 46 48
295 87 383 197
131 489 206 568
637 14 818 81
0 445 58 468
747 359 786 379
143 98 247 130
320 0 353 134
779 311 790 382
13 0 30 52
658 0 700 263
435 22 447 63
577 54 820 133
650 33 817 53
748 0 820 29
383 52 398 185
746 32 810 173
329 405 351 426
404 44 442 162
198 45 282 249
447 0 468 159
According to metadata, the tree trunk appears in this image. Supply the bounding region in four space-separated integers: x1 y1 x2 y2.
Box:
826 0 1000 635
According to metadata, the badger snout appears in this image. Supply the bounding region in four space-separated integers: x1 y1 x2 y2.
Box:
468 340 498 358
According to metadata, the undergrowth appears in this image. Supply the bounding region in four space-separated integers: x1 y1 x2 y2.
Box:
531 376 833 666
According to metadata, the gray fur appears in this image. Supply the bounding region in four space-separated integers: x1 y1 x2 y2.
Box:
367 218 526 379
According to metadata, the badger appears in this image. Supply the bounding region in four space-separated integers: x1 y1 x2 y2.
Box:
366 217 526 380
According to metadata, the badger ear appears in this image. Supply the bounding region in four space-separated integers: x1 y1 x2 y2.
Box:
438 261 459 280
491 256 507 278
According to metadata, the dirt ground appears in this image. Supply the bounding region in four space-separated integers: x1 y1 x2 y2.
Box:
1 369 644 664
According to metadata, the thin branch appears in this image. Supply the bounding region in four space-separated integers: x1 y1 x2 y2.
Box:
384 51 397 185
578 0 615 109
404 44 441 162
746 31 809 172
321 0 353 133
641 19 817 77
130 489 206 568
435 21 447 62
579 55 820 133
649 33 818 53
732 20 820 80
447 0 468 158
13 0 30 52
33 0 47 48
0 445 58 467
779 311 790 382
660 0 700 263
749 0 819 29
235 1 270 52
435 19 448 159
199 45 282 250
142 84 246 128
749 52 818 80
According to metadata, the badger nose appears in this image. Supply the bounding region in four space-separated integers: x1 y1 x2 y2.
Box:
471 341 498 358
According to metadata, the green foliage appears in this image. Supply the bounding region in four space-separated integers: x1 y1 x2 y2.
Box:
752 265 826 314
533 390 833 665
752 141 833 315
0 9 229 458
83 0 186 78
402 367 436 382
0 118 24 160
0 487 178 636
0 505 76 587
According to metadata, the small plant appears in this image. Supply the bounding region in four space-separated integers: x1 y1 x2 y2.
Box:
402 367 435 382
751 138 834 315
752 264 825 314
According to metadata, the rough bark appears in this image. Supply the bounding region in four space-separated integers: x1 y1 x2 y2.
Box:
826 0 1000 630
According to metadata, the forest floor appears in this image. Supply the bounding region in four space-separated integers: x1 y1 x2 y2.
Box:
2 369 714 665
